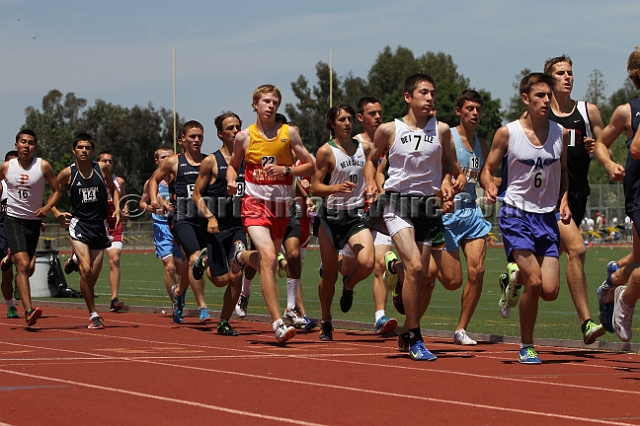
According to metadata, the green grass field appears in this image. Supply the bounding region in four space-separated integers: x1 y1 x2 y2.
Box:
36 246 636 342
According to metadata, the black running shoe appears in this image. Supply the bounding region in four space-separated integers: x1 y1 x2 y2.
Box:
110 298 124 312
319 321 333 341
392 280 405 315
339 276 354 313
217 320 239 336
192 248 208 280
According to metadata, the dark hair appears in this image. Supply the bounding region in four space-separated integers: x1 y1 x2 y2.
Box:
543 54 572 76
325 103 356 137
214 112 242 133
357 96 381 114
455 90 484 109
403 73 436 99
16 129 37 144
519 73 554 95
97 151 112 161
4 150 18 161
180 120 204 136
275 113 288 125
73 132 95 149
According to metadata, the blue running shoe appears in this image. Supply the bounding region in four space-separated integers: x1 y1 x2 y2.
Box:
598 285 614 333
172 284 185 324
303 315 317 331
409 340 437 361
374 316 398 335
199 306 212 323
518 346 541 364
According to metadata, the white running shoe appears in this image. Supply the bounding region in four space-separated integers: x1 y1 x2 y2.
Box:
235 294 249 318
454 329 477 346
498 273 511 318
274 318 296 343
505 262 522 308
230 241 246 274
613 285 635 342
283 307 307 328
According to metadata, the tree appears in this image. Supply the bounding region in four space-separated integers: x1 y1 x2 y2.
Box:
584 69 607 108
502 68 531 122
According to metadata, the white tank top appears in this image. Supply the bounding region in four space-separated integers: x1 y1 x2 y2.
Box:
325 140 366 210
384 118 442 196
5 157 46 220
502 120 564 213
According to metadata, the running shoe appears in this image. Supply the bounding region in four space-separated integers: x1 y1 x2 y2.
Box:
454 329 477 346
409 340 437 361
505 262 522 308
0 249 12 272
235 294 249 318
199 306 212 323
25 307 42 327
392 280 405 315
383 251 399 291
518 346 541 364
277 252 286 278
339 275 354 313
7 306 19 319
582 319 606 345
319 321 333 341
274 319 296 343
613 285 635 342
397 332 410 352
374 315 398 335
498 272 511 318
598 261 620 333
64 255 79 274
216 320 239 336
110 297 124 312
192 248 208 280
283 307 307 328
319 263 324 278
88 315 105 329
171 284 185 324
230 241 246 274
303 315 317 331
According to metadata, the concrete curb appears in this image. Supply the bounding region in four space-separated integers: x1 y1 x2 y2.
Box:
35 300 640 352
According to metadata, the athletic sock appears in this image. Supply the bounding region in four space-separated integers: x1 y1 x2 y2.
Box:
520 343 534 349
374 310 385 323
241 277 252 297
286 278 299 310
90 311 99 320
71 253 78 264
5 299 15 308
387 259 397 274
409 327 422 346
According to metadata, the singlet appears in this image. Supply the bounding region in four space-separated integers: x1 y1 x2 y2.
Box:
152 181 171 222
624 97 640 213
69 161 109 222
324 140 366 210
383 118 442 196
5 157 45 220
173 153 201 221
499 120 564 214
205 150 245 227
451 127 483 207
244 123 294 202
0 181 7 223
548 101 592 193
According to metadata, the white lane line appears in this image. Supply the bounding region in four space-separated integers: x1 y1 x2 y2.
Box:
0 342 636 425
0 368 327 426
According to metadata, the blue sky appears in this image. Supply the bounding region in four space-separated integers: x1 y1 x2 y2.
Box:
1 0 638 155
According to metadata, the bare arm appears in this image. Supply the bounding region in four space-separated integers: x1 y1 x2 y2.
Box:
593 104 631 182
101 162 121 227
558 129 571 222
364 122 394 200
227 130 248 195
149 156 177 208
439 122 465 200
631 127 640 160
193 155 219 234
584 102 604 154
35 160 61 218
310 144 354 197
51 166 71 228
480 126 510 203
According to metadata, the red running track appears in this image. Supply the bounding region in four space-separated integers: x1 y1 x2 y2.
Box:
1 305 640 425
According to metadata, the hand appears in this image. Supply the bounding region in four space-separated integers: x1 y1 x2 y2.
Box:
441 199 454 214
113 210 121 227
299 178 310 190
583 137 596 154
207 216 219 234
441 179 454 202
559 200 572 224
264 164 286 178
483 184 498 204
34 206 50 219
337 180 356 194
57 212 72 229
227 180 237 196
606 163 626 182
364 183 379 203
451 174 466 194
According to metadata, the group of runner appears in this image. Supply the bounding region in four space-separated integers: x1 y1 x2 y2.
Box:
3 48 640 364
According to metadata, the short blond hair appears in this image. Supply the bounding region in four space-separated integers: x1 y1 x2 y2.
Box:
628 47 640 89
252 85 282 105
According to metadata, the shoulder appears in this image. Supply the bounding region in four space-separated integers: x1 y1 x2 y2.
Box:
201 153 217 169
376 121 396 137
